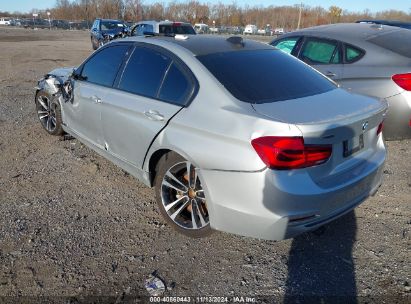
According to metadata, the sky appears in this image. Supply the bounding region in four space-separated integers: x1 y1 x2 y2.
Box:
1 0 410 14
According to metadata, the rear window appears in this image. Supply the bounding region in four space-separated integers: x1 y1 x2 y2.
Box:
159 24 196 35
197 49 336 104
368 30 411 58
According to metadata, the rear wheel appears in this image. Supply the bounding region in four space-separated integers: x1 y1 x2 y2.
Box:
154 153 212 238
35 90 64 136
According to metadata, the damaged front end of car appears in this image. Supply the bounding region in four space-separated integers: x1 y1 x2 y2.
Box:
34 67 76 135
35 67 75 104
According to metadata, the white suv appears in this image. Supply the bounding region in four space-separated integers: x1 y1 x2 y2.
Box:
243 24 258 35
131 20 196 36
0 18 11 25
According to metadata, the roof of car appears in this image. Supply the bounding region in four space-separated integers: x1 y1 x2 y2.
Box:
357 19 411 25
282 23 405 43
119 35 272 56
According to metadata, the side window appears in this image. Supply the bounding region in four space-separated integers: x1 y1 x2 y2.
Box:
159 63 192 105
345 45 364 63
272 37 300 54
300 39 340 64
144 24 154 33
118 47 171 98
332 48 341 63
81 45 129 87
133 25 141 36
159 25 196 35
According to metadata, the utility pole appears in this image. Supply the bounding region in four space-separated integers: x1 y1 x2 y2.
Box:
47 11 51 30
297 2 302 30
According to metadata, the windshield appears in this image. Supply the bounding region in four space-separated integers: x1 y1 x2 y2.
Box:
101 20 124 30
197 49 336 103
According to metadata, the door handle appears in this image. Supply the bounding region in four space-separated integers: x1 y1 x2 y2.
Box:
325 71 336 78
91 95 102 104
144 110 164 121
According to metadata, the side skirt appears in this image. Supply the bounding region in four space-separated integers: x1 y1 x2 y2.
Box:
62 125 152 187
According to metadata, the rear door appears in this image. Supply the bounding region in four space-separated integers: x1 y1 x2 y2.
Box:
101 44 196 168
297 37 344 81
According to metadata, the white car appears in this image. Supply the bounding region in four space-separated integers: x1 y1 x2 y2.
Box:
209 26 219 34
258 28 272 36
131 20 196 36
194 23 209 34
0 18 11 25
243 24 258 35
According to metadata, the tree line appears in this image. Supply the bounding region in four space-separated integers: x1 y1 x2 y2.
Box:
2 0 410 30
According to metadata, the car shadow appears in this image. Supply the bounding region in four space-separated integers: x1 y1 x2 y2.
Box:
283 210 358 303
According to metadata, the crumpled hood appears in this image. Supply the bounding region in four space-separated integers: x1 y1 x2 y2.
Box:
48 66 76 82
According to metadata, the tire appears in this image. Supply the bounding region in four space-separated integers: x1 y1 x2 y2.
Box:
154 152 212 238
35 90 64 136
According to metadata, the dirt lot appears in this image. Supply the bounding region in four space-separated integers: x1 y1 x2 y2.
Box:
0 27 410 302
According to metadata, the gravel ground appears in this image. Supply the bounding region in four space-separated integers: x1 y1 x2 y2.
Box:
0 27 410 303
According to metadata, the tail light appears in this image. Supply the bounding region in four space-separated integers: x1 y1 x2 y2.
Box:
392 73 411 91
377 121 384 135
251 136 332 170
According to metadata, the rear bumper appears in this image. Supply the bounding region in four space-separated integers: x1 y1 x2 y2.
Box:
200 138 385 240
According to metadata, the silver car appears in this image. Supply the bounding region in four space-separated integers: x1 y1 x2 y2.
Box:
271 23 411 140
35 35 386 240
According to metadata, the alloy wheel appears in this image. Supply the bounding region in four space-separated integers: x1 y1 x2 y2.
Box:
160 161 209 230
37 94 57 132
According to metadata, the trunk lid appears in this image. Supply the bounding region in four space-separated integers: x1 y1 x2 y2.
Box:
252 89 387 185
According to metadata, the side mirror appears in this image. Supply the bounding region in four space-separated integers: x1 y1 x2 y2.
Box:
71 69 79 80
71 69 85 81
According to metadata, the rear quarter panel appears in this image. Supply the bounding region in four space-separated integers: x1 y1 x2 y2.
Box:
340 65 406 99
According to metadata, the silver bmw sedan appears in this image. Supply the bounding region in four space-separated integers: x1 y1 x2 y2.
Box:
35 35 387 240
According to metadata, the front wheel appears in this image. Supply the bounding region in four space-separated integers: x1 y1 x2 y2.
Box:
154 153 212 238
35 90 64 136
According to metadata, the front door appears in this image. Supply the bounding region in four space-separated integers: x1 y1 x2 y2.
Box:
64 81 107 148
62 44 131 148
